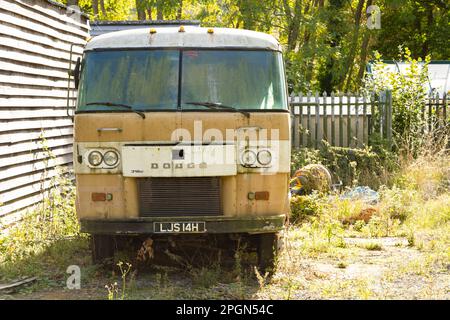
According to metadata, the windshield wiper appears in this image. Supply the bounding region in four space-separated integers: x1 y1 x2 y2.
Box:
185 102 250 118
86 101 146 119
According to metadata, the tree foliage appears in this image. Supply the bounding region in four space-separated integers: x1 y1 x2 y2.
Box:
58 0 449 92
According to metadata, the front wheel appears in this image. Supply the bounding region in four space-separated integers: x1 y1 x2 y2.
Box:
257 233 280 274
91 234 115 264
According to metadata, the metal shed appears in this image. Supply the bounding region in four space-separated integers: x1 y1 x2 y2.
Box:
90 20 200 37
367 60 450 95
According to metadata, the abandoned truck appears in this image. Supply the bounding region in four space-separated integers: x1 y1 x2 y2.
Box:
70 25 291 271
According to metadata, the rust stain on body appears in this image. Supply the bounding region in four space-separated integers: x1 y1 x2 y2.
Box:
75 111 290 221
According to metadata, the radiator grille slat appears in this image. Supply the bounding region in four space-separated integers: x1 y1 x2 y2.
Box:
138 177 222 216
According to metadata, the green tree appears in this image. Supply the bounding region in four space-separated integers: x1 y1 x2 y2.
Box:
56 0 449 93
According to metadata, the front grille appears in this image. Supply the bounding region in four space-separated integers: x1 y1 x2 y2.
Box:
138 177 222 216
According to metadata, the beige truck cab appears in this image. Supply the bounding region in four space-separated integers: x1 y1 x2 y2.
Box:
71 25 290 271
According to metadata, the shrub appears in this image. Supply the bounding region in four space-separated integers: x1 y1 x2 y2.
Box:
364 243 383 251
394 152 450 198
378 186 417 222
364 47 431 156
290 192 328 223
291 142 397 189
333 199 377 225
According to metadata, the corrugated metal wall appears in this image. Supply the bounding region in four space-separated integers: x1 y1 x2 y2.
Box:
0 0 89 226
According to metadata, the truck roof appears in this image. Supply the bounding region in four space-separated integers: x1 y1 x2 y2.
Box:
90 20 201 37
85 26 281 51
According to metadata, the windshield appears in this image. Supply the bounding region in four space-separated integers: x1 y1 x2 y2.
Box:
181 50 286 110
77 50 179 111
77 49 287 112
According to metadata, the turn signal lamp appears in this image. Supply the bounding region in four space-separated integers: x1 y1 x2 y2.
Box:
91 193 113 202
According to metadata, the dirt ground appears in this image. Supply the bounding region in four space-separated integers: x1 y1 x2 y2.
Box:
258 236 449 299
1 232 448 300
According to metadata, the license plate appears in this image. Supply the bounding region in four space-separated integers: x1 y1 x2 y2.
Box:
154 222 206 233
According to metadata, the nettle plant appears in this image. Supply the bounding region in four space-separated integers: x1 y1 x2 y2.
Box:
365 47 430 155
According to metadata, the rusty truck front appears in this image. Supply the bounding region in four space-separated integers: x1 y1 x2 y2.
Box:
72 26 290 271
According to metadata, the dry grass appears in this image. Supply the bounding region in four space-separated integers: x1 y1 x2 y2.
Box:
1 150 448 300
257 151 450 300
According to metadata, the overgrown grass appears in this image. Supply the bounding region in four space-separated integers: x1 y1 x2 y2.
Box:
262 149 449 299
0 135 99 293
363 243 383 251
1 171 77 260
103 147 449 299
1 137 448 299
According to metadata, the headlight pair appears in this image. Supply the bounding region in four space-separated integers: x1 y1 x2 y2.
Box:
240 149 272 167
88 149 119 167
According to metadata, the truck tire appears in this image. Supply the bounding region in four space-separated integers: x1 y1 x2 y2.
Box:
91 234 115 264
257 233 279 274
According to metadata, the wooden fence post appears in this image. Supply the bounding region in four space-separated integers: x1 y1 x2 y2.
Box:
339 92 344 147
323 91 328 143
369 91 375 138
435 91 440 130
347 92 352 148
428 92 433 133
443 92 448 124
307 92 312 148
355 92 360 148
421 95 426 135
299 92 304 147
379 90 385 138
291 91 300 148
386 90 393 149
363 94 368 146
331 91 336 146
315 92 320 149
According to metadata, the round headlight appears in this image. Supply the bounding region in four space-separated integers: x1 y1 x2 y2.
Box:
241 149 257 166
88 151 103 166
103 150 119 166
257 149 272 166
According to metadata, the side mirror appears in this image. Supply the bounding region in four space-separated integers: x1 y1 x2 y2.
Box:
74 57 81 89
68 57 81 89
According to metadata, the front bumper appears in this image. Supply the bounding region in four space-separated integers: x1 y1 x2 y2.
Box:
80 214 286 235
